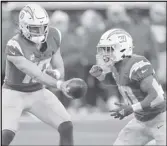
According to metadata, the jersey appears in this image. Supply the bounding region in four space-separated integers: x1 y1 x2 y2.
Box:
3 27 61 92
109 54 166 122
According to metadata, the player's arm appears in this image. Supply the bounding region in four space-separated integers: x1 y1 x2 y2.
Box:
47 28 64 80
110 76 158 120
132 75 165 111
110 59 164 120
129 59 165 112
138 75 158 109
89 65 116 85
50 48 65 80
7 55 62 88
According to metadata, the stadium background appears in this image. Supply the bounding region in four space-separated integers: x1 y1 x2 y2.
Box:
1 2 166 145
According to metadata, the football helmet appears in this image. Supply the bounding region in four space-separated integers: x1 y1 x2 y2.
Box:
96 28 133 66
19 4 49 44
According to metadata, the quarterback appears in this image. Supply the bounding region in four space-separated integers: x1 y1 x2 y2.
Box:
90 28 166 145
2 4 87 146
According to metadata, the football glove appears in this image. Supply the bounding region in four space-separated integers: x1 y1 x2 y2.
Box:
110 102 133 120
89 65 103 78
60 78 87 99
89 64 113 81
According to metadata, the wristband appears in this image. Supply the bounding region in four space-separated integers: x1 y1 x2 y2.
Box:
56 80 63 90
132 102 143 112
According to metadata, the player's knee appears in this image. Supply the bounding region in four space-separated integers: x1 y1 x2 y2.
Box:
2 129 15 146
58 121 73 135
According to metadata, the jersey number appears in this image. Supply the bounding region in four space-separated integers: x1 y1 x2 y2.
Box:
118 79 165 105
118 86 138 105
118 35 127 43
22 59 51 83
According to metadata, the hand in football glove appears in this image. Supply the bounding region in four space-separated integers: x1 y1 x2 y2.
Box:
60 78 87 99
89 65 103 78
110 102 133 120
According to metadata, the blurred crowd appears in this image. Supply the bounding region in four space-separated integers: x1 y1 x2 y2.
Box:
1 2 166 113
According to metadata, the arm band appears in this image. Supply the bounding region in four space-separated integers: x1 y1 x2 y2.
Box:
132 102 143 112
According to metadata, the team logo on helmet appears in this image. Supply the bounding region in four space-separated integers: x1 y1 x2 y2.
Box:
23 6 34 20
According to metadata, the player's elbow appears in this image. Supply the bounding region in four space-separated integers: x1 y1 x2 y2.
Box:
148 88 158 100
142 90 158 109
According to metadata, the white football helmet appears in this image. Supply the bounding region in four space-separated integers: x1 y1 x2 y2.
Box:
19 4 49 44
96 28 133 66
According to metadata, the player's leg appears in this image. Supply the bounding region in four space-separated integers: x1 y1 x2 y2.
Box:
148 112 166 145
113 118 153 145
29 88 73 146
2 89 24 146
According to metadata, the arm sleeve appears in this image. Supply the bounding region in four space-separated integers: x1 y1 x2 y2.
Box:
6 39 24 57
129 58 155 82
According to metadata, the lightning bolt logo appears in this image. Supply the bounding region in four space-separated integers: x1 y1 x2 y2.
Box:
129 60 150 80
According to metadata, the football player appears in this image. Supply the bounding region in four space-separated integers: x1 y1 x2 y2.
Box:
2 4 76 146
89 28 166 145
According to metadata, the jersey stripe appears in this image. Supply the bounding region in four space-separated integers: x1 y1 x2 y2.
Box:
129 60 150 80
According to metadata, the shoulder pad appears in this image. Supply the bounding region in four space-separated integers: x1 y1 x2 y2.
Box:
49 27 62 48
6 39 24 57
129 57 155 81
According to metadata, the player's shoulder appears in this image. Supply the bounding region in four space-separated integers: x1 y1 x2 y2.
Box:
6 34 24 57
123 54 149 73
48 26 62 47
128 54 150 66
127 54 154 81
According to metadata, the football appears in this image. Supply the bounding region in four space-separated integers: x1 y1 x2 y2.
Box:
66 78 88 99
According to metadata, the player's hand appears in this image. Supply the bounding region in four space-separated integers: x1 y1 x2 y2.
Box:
45 69 61 80
60 78 87 99
110 109 124 120
110 102 133 120
89 65 103 78
60 80 73 99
